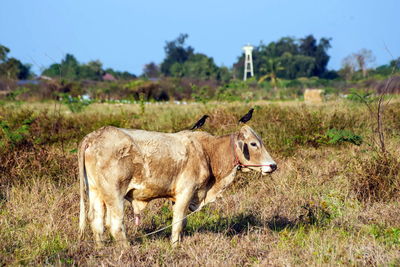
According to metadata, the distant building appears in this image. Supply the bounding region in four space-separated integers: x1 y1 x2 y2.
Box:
16 80 39 86
16 75 52 86
38 75 53 81
102 73 117 81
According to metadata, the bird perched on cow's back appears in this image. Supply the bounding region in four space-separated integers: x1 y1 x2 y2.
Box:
190 115 209 130
238 108 254 124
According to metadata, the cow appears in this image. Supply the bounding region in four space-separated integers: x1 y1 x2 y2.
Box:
78 125 277 247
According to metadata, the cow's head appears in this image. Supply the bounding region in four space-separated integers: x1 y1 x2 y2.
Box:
234 125 277 175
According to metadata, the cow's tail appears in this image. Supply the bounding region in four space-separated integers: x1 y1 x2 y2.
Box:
78 139 88 240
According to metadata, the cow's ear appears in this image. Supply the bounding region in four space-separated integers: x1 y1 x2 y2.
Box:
243 143 250 160
238 140 244 151
237 132 245 141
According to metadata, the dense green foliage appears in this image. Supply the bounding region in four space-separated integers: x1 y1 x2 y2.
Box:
41 54 135 81
0 45 32 80
1 37 399 104
372 58 400 76
233 35 334 80
159 34 229 81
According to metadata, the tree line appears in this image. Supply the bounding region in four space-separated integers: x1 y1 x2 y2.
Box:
142 34 335 83
0 34 398 83
42 54 136 81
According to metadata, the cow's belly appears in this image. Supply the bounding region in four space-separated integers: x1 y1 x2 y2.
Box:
126 150 189 201
130 187 174 202
127 172 180 202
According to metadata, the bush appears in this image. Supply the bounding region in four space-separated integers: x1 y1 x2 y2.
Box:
346 89 373 103
323 128 363 146
0 119 32 148
348 152 400 202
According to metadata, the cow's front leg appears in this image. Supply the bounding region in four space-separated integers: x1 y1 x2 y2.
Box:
171 191 192 246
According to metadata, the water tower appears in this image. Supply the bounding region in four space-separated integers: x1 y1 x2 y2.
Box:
242 44 254 81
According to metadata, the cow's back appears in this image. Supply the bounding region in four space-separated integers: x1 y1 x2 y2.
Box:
118 128 192 180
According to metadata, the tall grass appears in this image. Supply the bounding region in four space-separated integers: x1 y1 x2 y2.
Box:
0 100 399 265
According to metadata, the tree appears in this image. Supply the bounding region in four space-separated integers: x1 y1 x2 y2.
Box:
390 57 400 69
339 49 376 79
160 34 194 76
0 58 31 79
42 54 135 81
42 63 62 78
143 62 160 78
299 35 317 57
42 53 80 80
354 49 375 78
340 55 357 80
170 62 185 78
179 53 219 79
0 45 10 62
104 68 136 80
279 53 315 79
258 58 284 90
267 37 299 57
370 57 400 77
314 38 331 76
80 60 103 80
159 34 226 81
299 35 331 76
216 66 232 83
0 44 32 80
60 54 80 80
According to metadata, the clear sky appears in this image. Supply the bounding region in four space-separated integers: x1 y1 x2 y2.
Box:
1 0 399 76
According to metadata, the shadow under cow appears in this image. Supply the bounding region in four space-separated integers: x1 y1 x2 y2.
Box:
130 204 331 243
137 213 263 241
187 213 263 237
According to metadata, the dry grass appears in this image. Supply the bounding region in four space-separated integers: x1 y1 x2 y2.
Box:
0 100 400 266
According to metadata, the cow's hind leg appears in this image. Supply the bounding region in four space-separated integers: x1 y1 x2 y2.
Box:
104 195 129 248
171 190 193 246
105 207 111 229
88 189 105 247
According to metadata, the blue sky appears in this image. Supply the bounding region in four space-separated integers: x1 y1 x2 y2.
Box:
1 0 399 75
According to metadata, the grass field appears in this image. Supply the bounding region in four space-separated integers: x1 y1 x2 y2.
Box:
0 99 399 265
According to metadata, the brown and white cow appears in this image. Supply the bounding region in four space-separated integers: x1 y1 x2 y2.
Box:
78 125 276 247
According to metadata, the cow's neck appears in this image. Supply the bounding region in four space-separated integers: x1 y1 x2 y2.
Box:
203 134 237 181
194 133 238 209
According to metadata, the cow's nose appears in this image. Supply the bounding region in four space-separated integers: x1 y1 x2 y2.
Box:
270 164 277 171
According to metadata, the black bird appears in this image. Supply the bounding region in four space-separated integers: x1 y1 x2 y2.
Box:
239 108 254 124
190 115 209 130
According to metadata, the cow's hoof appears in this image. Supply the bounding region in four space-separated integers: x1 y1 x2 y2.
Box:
171 239 181 248
120 241 130 249
95 241 105 249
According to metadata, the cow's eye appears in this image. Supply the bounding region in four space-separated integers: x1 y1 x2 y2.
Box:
250 142 257 147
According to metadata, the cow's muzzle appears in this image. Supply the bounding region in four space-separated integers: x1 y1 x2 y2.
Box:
261 163 277 175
